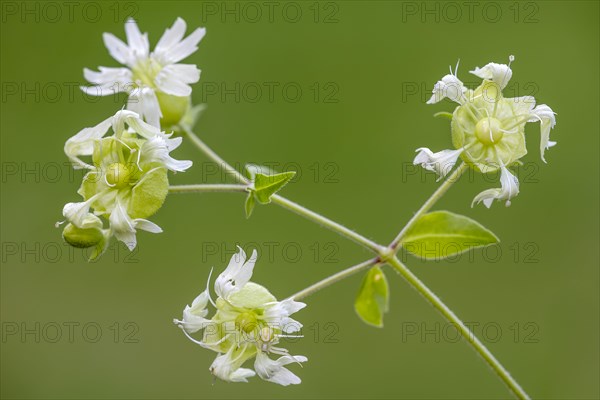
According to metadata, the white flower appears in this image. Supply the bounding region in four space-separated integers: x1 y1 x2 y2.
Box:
529 104 557 162
427 62 467 104
469 56 514 89
413 147 463 180
109 200 162 250
81 18 206 127
472 165 520 208
214 246 257 300
173 249 307 385
254 352 307 386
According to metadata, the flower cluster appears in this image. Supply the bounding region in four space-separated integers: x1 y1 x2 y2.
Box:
58 18 204 259
174 247 308 385
414 56 557 208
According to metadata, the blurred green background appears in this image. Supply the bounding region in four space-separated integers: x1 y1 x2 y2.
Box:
1 1 598 399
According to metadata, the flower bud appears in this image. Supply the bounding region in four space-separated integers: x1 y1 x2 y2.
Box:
62 223 104 248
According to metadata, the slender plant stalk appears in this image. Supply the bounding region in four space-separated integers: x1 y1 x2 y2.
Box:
387 256 530 400
180 127 529 399
270 195 383 253
389 162 468 251
168 184 249 194
289 258 380 301
183 127 249 184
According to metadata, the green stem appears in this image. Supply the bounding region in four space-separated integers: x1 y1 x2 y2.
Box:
389 162 468 251
168 184 249 194
289 258 380 301
270 195 384 254
182 127 249 184
182 127 383 255
387 256 530 400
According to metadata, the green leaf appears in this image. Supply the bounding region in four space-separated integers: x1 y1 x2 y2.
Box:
354 266 389 328
400 210 499 260
245 192 255 218
253 171 296 204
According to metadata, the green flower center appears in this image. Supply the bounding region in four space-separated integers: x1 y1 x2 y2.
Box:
106 163 133 189
235 312 259 334
475 117 503 145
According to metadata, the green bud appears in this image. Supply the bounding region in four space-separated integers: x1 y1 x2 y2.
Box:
62 223 104 248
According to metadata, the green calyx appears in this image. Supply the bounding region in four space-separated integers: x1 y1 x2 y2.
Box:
156 92 191 129
451 80 527 172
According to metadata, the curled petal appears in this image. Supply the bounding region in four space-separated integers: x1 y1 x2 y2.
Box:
65 116 113 168
254 352 307 386
109 201 162 251
529 104 557 162
472 166 520 208
427 74 466 104
413 147 463 180
214 247 257 299
470 60 513 89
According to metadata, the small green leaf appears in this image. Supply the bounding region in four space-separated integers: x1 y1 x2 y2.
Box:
401 210 499 260
354 266 389 328
253 171 296 204
245 192 256 218
245 164 278 180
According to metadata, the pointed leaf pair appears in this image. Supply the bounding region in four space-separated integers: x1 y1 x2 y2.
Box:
244 165 296 218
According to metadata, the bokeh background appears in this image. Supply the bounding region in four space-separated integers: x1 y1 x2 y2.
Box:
1 1 598 399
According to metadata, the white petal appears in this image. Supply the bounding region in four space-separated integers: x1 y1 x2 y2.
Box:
109 201 137 250
156 27 206 64
154 68 193 96
413 147 463 179
102 32 133 66
254 353 306 386
470 62 513 89
529 104 557 163
154 17 187 57
124 18 149 60
127 87 162 128
214 247 254 299
64 116 113 168
134 218 163 233
210 350 256 383
427 74 466 104
471 166 520 208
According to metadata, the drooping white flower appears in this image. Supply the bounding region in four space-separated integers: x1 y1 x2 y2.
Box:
427 62 467 104
472 165 520 208
413 147 463 180
173 249 307 385
254 352 307 386
81 18 206 127
469 56 514 89
109 201 162 250
529 104 557 162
